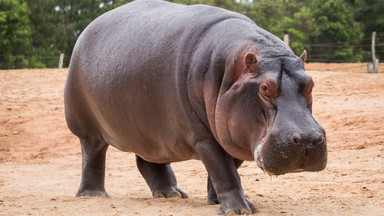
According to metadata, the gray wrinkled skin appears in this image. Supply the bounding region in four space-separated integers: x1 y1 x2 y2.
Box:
64 0 327 215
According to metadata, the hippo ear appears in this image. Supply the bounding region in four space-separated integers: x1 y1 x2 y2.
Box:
244 52 258 73
299 50 307 62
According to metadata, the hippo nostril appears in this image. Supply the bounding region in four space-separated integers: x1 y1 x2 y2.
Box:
318 135 324 145
292 136 300 144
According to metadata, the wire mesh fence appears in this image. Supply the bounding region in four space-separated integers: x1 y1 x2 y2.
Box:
1 38 384 72
305 62 384 73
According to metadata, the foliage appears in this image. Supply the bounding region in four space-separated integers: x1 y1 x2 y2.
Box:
1 0 383 68
348 0 384 60
48 0 134 67
245 0 364 61
26 0 61 68
0 0 43 69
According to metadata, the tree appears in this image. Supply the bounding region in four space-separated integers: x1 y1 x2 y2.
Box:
246 0 363 62
305 0 363 61
348 0 384 61
52 0 133 67
26 0 62 68
0 0 380 69
0 0 43 69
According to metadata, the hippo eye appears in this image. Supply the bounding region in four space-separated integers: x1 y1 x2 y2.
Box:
259 79 278 102
261 84 268 91
260 83 269 97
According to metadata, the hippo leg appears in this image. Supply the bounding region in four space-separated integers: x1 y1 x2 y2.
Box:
207 158 243 205
76 138 109 198
136 155 188 198
196 140 257 215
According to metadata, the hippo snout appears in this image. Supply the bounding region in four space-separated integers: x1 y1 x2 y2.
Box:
255 129 327 176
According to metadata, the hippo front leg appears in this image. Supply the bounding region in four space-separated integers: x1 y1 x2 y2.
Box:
207 158 244 205
196 140 256 215
136 155 188 198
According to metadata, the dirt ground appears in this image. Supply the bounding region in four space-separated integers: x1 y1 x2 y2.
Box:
1 63 384 215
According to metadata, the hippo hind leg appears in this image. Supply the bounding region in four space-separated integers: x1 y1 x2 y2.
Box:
76 138 109 198
136 155 188 198
207 158 243 205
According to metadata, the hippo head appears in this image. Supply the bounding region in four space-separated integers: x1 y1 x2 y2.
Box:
213 47 327 176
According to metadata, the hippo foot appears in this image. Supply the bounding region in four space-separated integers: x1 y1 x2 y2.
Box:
217 200 257 215
76 189 109 198
152 186 188 198
207 182 219 205
208 195 219 205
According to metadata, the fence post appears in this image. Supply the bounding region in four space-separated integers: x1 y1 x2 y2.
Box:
371 32 379 73
58 53 64 69
284 34 289 46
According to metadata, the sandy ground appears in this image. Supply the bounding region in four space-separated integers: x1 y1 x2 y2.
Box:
1 64 384 215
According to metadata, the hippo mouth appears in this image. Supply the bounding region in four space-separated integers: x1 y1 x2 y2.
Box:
254 133 327 176
254 137 271 175
254 139 304 176
254 137 309 176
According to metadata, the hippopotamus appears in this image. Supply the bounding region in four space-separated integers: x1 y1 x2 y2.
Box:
64 0 327 214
